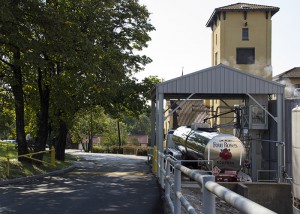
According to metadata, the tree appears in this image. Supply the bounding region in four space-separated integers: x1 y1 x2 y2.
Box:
49 0 155 159
70 106 106 153
0 0 155 162
140 76 161 102
0 0 36 159
125 114 151 135
0 82 15 139
101 118 128 150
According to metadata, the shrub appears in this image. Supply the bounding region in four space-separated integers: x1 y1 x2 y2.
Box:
110 145 123 154
122 145 136 155
136 147 148 156
92 145 148 156
92 146 106 153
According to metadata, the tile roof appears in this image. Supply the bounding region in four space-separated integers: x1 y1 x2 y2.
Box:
206 3 280 27
217 3 279 11
273 67 300 80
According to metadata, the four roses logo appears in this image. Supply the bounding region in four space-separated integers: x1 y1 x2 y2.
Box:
219 148 232 160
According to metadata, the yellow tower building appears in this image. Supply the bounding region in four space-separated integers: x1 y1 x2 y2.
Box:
206 3 279 80
205 3 279 133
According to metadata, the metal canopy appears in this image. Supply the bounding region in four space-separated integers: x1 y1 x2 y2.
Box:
151 64 286 183
153 64 284 99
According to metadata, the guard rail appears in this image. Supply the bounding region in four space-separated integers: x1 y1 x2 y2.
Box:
156 150 277 214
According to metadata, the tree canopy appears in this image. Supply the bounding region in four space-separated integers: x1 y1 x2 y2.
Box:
0 0 156 161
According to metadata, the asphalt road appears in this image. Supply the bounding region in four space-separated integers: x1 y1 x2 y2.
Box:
0 151 164 214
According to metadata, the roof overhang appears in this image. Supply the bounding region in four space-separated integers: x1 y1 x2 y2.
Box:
152 64 285 100
206 3 280 27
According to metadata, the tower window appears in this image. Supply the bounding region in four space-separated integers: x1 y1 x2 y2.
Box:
243 11 247 20
242 28 249 40
236 48 255 64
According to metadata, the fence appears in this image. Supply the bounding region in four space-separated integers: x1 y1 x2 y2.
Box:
5 146 56 177
156 150 277 214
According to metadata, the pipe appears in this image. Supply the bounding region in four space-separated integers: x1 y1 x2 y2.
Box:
205 181 277 214
176 191 198 214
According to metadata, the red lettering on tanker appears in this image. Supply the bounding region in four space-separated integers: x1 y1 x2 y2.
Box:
219 148 232 160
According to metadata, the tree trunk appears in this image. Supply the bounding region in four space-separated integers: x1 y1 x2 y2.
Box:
34 68 50 161
55 119 68 161
88 111 93 152
88 137 93 152
81 141 87 152
10 50 28 161
117 121 121 151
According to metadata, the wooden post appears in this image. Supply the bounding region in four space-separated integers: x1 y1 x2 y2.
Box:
51 146 55 167
6 157 10 177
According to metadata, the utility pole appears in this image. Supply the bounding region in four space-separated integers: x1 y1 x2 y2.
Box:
117 121 121 152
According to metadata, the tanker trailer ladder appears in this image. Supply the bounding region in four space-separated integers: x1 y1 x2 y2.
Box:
160 153 277 214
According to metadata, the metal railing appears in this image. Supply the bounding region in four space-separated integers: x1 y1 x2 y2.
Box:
156 150 277 214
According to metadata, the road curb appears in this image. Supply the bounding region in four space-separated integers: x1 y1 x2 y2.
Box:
0 165 76 186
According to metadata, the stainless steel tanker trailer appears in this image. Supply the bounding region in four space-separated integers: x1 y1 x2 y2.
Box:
167 125 251 182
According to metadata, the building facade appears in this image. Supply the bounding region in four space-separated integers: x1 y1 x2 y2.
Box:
202 3 281 177
204 3 279 134
206 3 279 80
273 67 300 98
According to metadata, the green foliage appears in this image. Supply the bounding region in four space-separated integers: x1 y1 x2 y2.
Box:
69 106 106 142
0 109 15 139
136 147 148 156
0 150 73 180
125 113 151 135
140 76 161 103
122 146 136 155
0 141 17 158
0 84 15 139
92 146 106 153
101 118 128 147
0 0 155 159
122 145 148 156
131 137 140 146
92 145 148 156
93 145 123 154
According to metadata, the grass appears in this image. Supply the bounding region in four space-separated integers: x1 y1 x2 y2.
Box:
0 141 77 181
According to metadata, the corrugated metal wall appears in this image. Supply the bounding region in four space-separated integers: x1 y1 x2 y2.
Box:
264 99 300 176
170 100 209 128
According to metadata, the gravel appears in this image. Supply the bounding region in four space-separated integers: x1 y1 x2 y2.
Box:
163 182 241 214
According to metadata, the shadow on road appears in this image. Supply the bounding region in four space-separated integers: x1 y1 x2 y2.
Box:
0 152 164 214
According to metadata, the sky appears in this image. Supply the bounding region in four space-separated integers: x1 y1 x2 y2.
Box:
135 0 300 81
